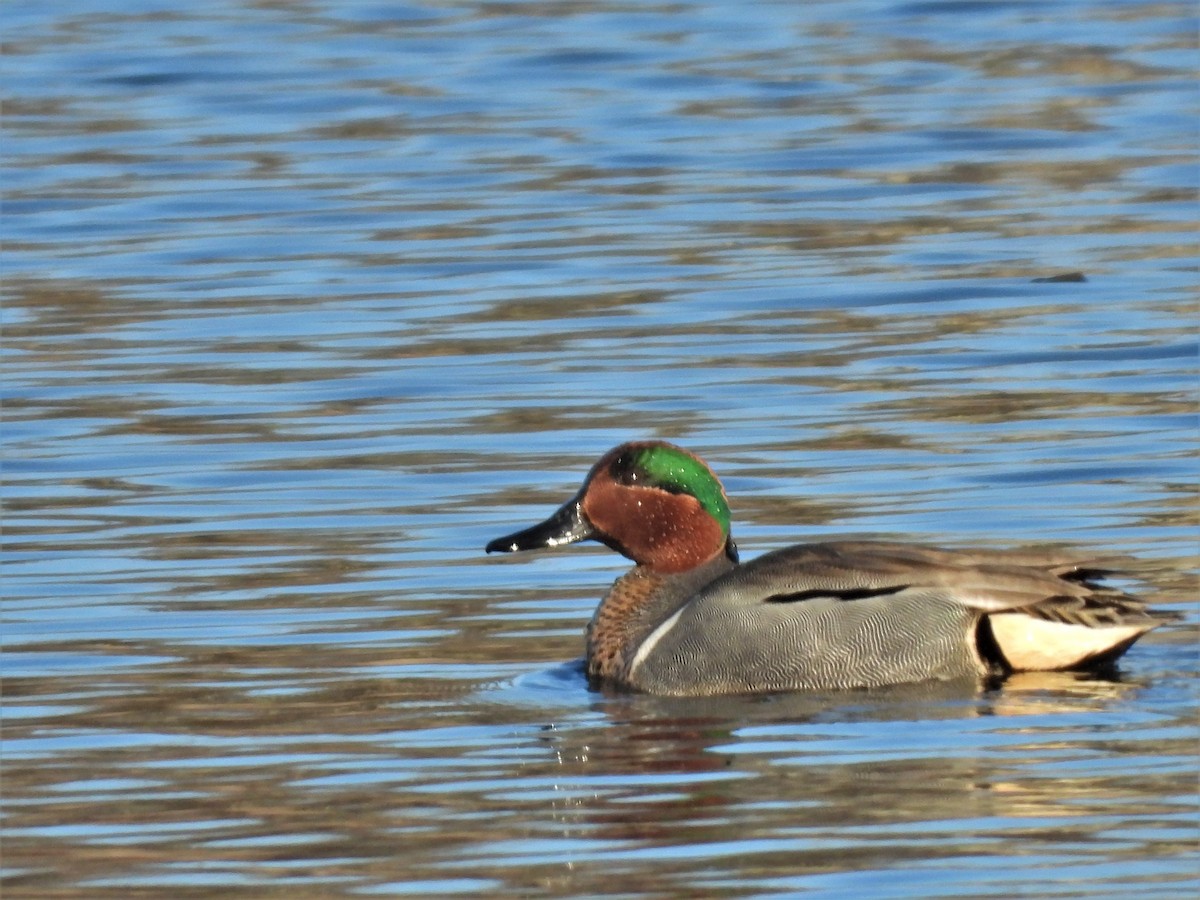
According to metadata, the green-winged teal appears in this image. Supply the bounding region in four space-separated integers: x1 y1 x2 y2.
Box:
486 441 1176 695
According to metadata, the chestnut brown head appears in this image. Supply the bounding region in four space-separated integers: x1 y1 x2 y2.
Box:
485 441 738 574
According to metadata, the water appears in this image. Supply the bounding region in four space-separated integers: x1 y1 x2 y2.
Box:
3 0 1197 896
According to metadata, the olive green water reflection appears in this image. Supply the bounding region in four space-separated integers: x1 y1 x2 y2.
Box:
3 0 1197 896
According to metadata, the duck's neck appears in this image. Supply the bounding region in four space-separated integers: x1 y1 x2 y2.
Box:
586 553 735 685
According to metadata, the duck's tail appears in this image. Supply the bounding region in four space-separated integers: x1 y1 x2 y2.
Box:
983 574 1181 672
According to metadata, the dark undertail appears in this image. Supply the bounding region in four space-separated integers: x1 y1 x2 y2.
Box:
973 615 1011 677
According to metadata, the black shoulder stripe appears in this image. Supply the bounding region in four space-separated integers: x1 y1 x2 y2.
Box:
765 584 909 604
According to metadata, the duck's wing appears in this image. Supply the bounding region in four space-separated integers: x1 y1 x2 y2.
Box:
713 540 1176 672
726 540 1146 613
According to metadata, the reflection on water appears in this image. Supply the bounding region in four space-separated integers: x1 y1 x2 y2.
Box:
3 0 1197 896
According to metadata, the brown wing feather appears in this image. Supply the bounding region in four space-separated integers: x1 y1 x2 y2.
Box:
739 540 1176 628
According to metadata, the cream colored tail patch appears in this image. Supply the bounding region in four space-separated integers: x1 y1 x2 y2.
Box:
988 613 1152 671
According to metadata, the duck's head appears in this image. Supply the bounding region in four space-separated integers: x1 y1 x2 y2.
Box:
485 441 739 574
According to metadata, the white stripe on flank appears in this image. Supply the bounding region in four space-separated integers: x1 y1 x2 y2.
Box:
628 607 686 678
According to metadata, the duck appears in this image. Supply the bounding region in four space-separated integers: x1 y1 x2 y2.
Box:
485 440 1177 696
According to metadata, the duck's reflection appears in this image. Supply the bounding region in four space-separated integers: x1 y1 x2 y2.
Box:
522 667 1155 888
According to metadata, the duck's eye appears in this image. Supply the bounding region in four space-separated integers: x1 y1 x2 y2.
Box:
610 452 642 486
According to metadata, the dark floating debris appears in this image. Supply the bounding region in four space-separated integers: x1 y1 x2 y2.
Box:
1032 272 1088 283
